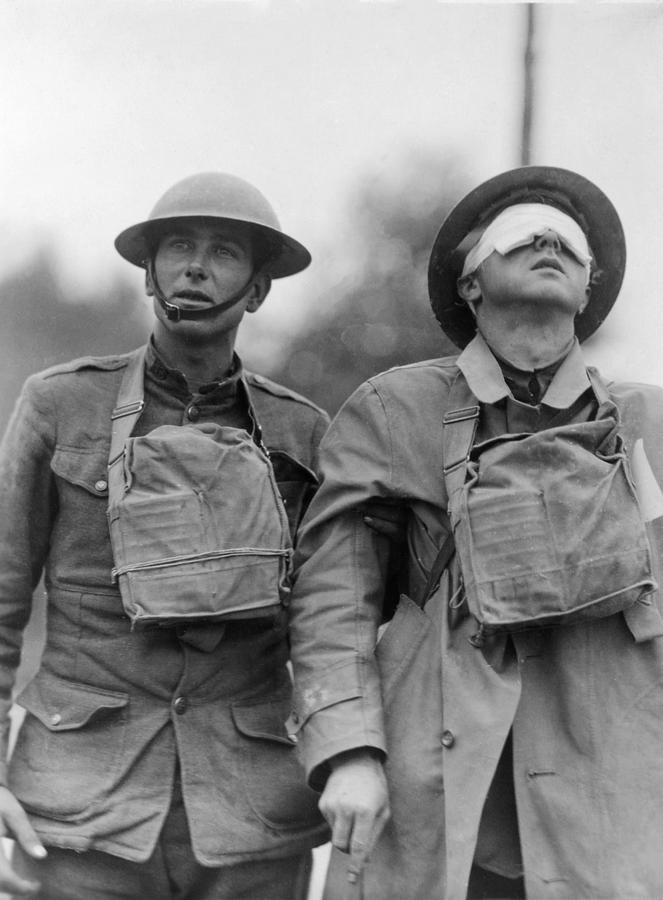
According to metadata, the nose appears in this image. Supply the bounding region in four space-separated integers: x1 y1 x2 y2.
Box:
534 230 562 252
185 250 209 281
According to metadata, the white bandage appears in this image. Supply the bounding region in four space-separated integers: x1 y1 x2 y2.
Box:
460 203 593 281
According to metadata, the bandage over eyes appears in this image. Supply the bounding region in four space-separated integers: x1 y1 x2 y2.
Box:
460 203 593 281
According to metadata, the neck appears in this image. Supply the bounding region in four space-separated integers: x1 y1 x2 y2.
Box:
475 305 576 370
152 323 237 385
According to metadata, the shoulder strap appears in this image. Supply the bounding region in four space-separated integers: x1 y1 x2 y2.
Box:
586 366 613 409
417 372 480 608
421 366 615 609
107 346 147 500
442 372 481 501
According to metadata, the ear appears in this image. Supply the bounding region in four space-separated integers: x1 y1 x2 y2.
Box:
145 268 155 298
246 273 272 314
456 274 482 303
577 286 591 316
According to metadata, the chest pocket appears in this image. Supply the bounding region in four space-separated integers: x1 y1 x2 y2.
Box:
270 450 319 542
51 447 109 498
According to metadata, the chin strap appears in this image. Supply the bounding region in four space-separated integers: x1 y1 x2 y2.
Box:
147 259 260 322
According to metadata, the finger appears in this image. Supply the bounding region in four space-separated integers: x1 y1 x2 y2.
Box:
348 801 390 872
363 516 400 538
0 852 41 896
347 838 369 884
330 813 353 854
4 804 47 860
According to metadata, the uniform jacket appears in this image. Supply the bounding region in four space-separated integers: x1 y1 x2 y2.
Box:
289 334 663 899
0 343 330 865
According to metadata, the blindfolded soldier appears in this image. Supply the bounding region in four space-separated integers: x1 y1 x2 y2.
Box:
288 166 663 899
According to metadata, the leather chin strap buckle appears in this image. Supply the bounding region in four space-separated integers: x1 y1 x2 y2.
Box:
164 302 182 322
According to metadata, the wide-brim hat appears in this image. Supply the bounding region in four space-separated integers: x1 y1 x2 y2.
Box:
428 166 626 348
115 172 311 279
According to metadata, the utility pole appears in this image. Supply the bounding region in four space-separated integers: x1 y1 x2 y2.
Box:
521 3 537 166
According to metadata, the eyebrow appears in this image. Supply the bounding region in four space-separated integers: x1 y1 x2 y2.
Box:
167 228 246 245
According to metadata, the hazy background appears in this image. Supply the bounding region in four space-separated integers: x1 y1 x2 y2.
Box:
3 1 663 425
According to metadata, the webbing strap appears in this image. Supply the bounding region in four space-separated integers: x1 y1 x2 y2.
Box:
107 347 148 500
441 366 615 502
431 365 618 615
414 374 479 609
442 373 481 501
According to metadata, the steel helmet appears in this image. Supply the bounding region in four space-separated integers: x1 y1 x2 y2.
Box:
114 172 311 278
428 166 626 348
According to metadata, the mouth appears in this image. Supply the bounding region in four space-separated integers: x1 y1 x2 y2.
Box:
532 258 564 274
171 290 214 305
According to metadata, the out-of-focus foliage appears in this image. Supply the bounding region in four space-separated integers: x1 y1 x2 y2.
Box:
269 150 471 415
0 247 150 438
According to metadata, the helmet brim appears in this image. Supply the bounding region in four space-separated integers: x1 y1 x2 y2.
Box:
428 166 626 348
114 215 311 279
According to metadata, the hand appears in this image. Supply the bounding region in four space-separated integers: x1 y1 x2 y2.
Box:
362 502 407 545
319 749 390 883
0 786 46 895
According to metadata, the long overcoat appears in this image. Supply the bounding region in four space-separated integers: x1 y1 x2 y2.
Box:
289 336 663 899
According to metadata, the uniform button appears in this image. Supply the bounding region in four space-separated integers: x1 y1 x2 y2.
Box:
187 405 200 421
173 696 188 715
50 713 62 726
94 479 108 492
441 730 455 748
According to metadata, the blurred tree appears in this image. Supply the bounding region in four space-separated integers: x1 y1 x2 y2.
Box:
0 245 149 437
269 150 472 414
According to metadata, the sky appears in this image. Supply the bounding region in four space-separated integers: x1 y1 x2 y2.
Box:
2 0 663 384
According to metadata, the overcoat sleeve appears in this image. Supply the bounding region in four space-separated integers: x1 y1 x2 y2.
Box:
288 380 401 789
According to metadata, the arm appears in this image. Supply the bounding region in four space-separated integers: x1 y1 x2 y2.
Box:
0 377 55 891
289 381 400 860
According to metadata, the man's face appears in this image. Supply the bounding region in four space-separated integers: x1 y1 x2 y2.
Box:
459 228 590 319
147 219 268 338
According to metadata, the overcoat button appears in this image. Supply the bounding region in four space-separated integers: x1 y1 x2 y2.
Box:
187 405 200 421
50 713 62 726
173 696 188 715
94 479 108 492
441 730 455 748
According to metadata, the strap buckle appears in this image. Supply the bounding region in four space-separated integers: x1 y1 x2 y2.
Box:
443 405 480 425
111 400 145 421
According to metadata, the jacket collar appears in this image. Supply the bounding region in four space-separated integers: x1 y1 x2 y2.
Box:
457 332 591 410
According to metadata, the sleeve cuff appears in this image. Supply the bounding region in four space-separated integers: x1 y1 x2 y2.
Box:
292 695 386 791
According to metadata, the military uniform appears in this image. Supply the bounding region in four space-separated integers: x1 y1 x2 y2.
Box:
0 342 329 880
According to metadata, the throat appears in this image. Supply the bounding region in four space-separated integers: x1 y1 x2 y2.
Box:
476 309 575 371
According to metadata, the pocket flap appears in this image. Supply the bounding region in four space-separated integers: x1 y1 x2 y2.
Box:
15 675 129 731
51 447 109 497
231 698 294 745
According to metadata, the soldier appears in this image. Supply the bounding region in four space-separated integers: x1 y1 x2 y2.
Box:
0 172 331 899
288 166 663 899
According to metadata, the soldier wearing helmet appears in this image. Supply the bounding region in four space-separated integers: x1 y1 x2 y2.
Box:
288 167 663 899
0 173 331 898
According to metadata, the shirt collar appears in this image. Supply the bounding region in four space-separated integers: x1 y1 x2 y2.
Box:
457 332 591 409
146 336 242 384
